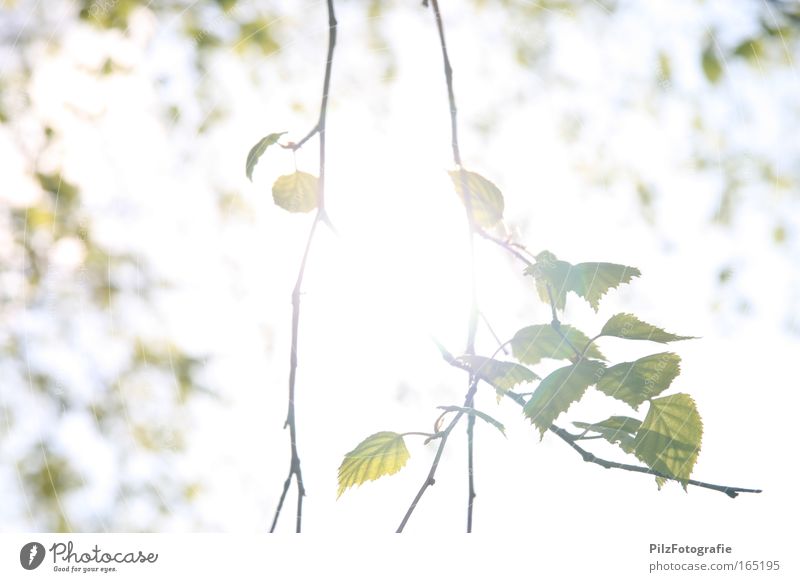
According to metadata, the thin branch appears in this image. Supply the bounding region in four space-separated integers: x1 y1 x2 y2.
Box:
497 388 762 498
285 0 338 162
477 229 535 268
479 311 509 355
465 379 477 531
428 0 480 533
284 122 319 152
396 409 465 532
269 0 337 533
547 425 762 498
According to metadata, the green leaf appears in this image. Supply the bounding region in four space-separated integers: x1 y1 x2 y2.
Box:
337 432 410 498
437 406 506 437
524 250 641 312
456 355 539 395
573 416 641 453
596 353 681 410
523 359 606 438
633 394 703 489
272 171 319 213
600 313 696 343
702 43 723 84
733 38 764 63
245 132 286 181
510 324 605 365
447 170 504 228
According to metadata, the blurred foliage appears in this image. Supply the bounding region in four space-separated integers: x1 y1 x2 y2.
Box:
0 0 798 531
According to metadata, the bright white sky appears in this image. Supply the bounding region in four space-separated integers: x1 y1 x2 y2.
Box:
1 1 799 569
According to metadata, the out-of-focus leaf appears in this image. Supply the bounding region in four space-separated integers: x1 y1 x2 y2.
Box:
600 313 696 343
337 432 410 498
510 324 604 365
246 132 285 181
702 43 723 83
272 171 318 213
596 353 681 410
523 359 606 438
447 169 504 228
633 394 703 489
573 416 642 453
733 38 764 62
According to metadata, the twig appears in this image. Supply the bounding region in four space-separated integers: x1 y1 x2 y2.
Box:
428 0 480 533
477 229 535 267
479 311 509 355
547 425 762 498
269 0 337 533
396 408 465 532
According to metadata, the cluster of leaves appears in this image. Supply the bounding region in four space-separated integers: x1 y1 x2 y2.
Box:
336 170 704 499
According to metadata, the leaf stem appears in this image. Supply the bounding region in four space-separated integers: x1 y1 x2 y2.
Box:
400 431 440 440
580 333 603 357
546 283 582 359
269 0 337 533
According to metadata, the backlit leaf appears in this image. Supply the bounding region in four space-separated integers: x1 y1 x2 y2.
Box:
245 132 285 181
272 171 318 213
524 250 640 311
523 359 606 438
573 416 641 453
456 355 538 394
447 170 504 228
596 353 681 410
733 38 764 63
437 406 506 437
510 324 604 365
633 394 703 489
702 43 723 84
337 432 410 498
600 313 696 343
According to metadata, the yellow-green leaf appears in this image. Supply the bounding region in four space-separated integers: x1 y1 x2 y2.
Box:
337 432 410 498
633 394 703 489
600 313 696 343
245 132 286 181
523 359 606 438
702 43 723 84
447 170 504 228
596 353 681 410
272 171 318 213
456 355 539 395
511 324 604 365
573 416 641 453
525 250 641 312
